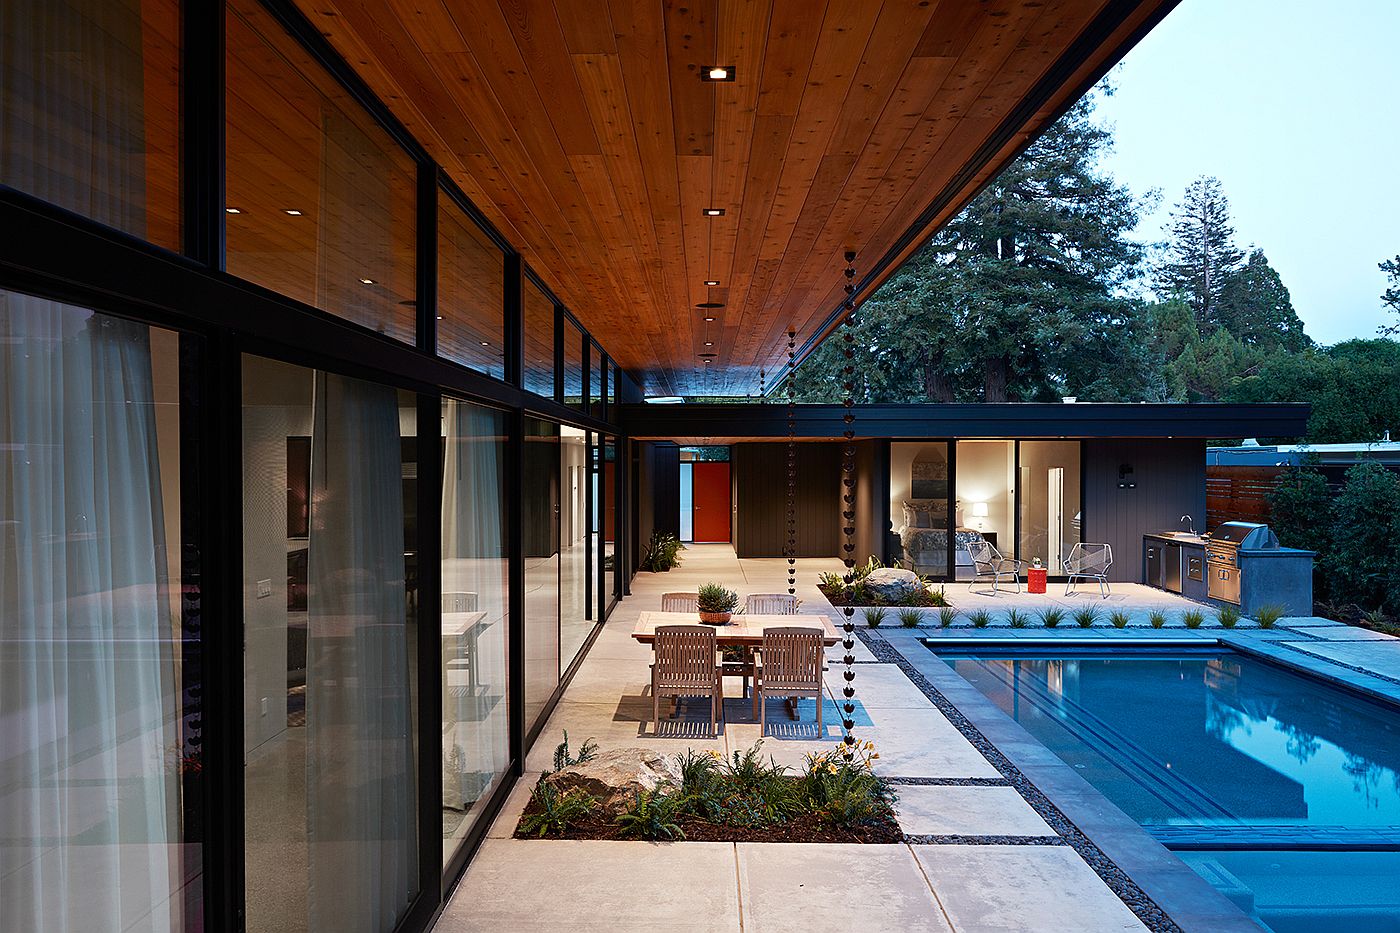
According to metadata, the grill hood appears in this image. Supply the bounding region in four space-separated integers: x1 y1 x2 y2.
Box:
1209 522 1279 549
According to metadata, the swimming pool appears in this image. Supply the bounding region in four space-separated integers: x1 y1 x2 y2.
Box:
930 644 1400 932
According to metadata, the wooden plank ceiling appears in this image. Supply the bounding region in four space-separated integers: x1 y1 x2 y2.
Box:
295 0 1174 396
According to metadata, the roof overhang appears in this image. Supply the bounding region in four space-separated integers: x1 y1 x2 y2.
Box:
621 402 1313 441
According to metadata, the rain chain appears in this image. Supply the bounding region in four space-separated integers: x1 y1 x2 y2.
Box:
839 250 859 754
785 332 797 598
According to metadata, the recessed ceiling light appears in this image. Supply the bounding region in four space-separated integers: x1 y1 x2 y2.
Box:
480 341 490 347
703 207 725 217
703 316 716 322
704 341 714 347
702 66 736 82
284 209 303 216
704 279 720 287
436 315 444 320
359 278 376 285
225 207 241 214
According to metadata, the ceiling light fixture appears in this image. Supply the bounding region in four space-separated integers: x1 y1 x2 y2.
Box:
704 341 714 347
436 315 444 320
284 209 303 216
480 341 490 347
225 207 241 214
704 279 720 287
703 207 725 217
701 66 736 82
359 278 376 285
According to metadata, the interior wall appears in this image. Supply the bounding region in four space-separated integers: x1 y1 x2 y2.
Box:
1018 441 1082 567
955 440 1015 550
1085 439 1206 582
852 440 884 566
733 443 839 558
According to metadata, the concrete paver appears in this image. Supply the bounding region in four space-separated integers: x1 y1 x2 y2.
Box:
895 785 1056 838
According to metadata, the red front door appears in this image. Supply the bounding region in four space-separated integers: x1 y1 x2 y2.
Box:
691 462 731 543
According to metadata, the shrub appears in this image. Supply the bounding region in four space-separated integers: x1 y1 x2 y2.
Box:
1037 607 1066 628
1182 609 1204 629
1217 606 1241 628
898 607 923 628
552 730 598 773
938 606 958 628
1006 608 1029 628
1110 610 1130 629
640 531 685 572
614 788 685 840
863 606 888 628
1148 609 1167 629
925 585 949 607
818 570 847 590
969 609 992 628
1254 604 1285 629
715 742 798 827
799 742 895 829
518 782 597 837
1327 461 1400 612
1269 456 1334 601
697 583 739 614
1073 606 1100 628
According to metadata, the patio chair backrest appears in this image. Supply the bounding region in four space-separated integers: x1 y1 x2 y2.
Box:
652 625 717 689
759 627 824 691
1065 543 1112 575
745 593 798 615
965 539 1001 572
660 592 699 613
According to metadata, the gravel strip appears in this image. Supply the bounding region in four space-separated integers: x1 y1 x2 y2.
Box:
885 776 1011 786
858 629 1184 933
904 834 1068 846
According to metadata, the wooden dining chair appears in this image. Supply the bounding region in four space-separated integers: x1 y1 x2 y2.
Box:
753 627 825 736
660 592 699 613
651 625 723 736
744 593 799 614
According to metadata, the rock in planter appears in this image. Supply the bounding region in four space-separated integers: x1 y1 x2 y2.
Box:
864 567 922 602
543 747 683 811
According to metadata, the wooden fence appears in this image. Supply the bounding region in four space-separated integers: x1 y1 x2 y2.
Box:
1206 466 1283 530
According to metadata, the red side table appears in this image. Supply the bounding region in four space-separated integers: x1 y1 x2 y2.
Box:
1027 566 1047 594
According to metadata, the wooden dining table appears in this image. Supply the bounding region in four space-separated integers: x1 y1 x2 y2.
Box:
631 611 842 646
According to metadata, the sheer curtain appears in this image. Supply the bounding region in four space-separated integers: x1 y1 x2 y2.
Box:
305 372 416 933
440 400 509 823
0 297 179 931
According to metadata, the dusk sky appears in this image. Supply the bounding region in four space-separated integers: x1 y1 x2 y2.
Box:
1093 0 1399 344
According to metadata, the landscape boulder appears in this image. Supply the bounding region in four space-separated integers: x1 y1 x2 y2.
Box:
864 567 923 602
543 746 683 811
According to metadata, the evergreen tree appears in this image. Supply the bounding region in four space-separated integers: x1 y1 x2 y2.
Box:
1381 254 1400 336
1155 176 1244 326
1268 456 1333 601
1216 249 1310 351
795 92 1148 403
1227 339 1400 442
1327 462 1400 611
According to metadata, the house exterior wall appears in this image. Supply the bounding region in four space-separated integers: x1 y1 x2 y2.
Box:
733 443 840 558
1084 439 1206 582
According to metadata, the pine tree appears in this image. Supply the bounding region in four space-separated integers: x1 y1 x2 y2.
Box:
1215 249 1310 351
1381 254 1400 336
1155 176 1244 326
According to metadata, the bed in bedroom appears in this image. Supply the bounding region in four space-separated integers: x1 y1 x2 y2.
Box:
897 499 984 577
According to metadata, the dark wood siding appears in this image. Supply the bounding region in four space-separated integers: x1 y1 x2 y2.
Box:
1084 439 1205 582
651 444 680 539
733 443 840 558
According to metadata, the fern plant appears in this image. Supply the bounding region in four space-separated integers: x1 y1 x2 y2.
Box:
614 788 685 840
552 730 598 773
518 782 597 837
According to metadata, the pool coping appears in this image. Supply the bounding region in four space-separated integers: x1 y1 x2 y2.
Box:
870 628 1262 933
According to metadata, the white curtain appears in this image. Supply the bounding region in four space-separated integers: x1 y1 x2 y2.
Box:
305 372 415 933
440 401 509 819
0 297 179 932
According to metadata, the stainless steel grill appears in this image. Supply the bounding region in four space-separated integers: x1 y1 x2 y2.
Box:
1205 522 1279 604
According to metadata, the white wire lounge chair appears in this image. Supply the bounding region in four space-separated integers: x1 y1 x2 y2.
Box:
1063 543 1113 598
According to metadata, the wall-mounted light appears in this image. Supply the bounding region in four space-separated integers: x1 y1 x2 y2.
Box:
1117 463 1136 489
701 66 736 82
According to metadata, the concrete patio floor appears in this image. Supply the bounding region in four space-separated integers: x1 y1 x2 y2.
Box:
435 545 1241 933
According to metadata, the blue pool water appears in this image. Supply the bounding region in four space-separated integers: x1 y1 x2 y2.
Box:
933 646 1400 932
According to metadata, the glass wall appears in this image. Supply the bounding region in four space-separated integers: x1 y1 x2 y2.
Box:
522 279 555 399
438 193 505 379
441 398 510 867
562 318 584 409
589 343 604 417
1 0 182 250
1 295 200 930
890 441 953 577
955 440 1015 574
600 437 619 615
559 426 591 671
1018 441 1082 572
522 418 560 730
225 2 417 342
241 355 418 933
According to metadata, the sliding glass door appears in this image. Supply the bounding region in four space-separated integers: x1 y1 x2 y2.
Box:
241 355 419 933
522 419 560 731
1017 441 1082 574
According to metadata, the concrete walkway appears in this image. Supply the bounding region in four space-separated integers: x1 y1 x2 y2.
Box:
434 545 1200 932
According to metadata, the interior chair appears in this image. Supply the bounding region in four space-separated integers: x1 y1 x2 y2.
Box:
660 592 699 613
650 625 723 736
744 593 799 614
966 540 1026 594
753 627 825 737
1064 543 1113 598
441 591 479 613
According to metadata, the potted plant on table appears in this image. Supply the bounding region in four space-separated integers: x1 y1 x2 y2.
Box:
696 583 739 625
